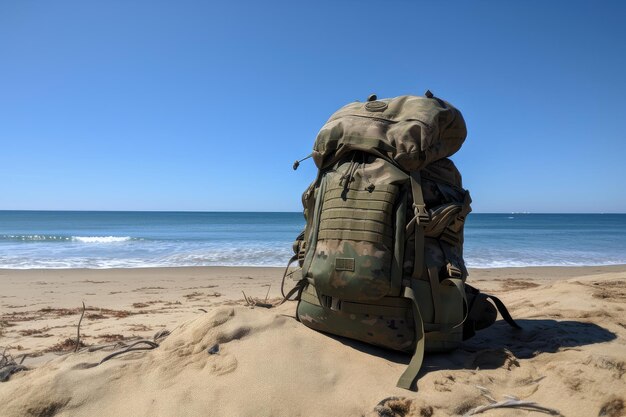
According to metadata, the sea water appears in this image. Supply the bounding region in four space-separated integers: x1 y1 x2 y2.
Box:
0 211 624 269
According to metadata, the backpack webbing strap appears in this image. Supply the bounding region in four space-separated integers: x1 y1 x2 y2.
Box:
440 277 469 329
279 254 307 305
484 294 522 329
426 265 442 323
301 175 327 279
408 171 429 280
396 285 425 390
426 275 469 332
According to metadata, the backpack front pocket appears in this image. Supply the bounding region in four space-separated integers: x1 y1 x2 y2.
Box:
307 159 404 303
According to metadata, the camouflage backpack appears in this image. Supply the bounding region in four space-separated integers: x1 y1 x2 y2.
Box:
283 92 520 389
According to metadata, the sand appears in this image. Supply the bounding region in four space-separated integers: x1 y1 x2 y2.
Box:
0 265 625 417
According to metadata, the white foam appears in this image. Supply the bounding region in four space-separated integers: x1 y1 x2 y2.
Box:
71 236 133 243
1 235 71 241
465 259 626 268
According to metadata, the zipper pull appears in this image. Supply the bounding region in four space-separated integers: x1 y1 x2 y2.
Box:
293 153 312 170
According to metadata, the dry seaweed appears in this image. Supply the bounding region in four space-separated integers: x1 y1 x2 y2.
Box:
0 347 28 382
242 291 274 309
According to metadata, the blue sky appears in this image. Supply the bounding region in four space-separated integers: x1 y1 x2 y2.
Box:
1 1 624 212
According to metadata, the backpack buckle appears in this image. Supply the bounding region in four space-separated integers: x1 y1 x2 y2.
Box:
446 262 462 278
320 295 342 311
413 204 430 226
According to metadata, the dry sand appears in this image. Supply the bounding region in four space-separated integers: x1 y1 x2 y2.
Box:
0 265 625 417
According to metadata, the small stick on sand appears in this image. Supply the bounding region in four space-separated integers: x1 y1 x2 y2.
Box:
153 329 170 342
463 399 561 416
98 340 159 365
74 301 86 353
251 301 273 308
241 290 273 309
463 390 561 416
475 385 496 403
242 291 252 306
264 285 271 303
0 348 28 382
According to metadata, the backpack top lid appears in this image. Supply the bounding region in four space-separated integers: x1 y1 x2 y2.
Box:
312 93 467 172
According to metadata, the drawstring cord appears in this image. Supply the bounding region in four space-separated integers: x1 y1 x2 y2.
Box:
362 153 375 192
293 153 313 170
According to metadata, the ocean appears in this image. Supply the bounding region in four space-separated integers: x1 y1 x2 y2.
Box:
0 211 624 269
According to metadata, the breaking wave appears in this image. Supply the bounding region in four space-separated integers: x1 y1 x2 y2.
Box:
1 212 624 269
72 236 134 243
0 235 136 243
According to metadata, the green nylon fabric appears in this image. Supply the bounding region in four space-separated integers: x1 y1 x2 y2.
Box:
325 183 397 193
313 95 467 171
427 265 442 323
301 176 327 278
320 208 392 226
320 219 392 237
300 289 407 316
317 230 392 246
324 188 396 202
322 198 392 212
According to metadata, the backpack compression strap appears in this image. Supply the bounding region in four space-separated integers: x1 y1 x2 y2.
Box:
279 254 307 305
396 171 429 390
464 284 521 330
407 171 430 279
484 294 522 329
396 285 425 390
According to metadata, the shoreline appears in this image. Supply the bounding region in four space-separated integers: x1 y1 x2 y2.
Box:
2 263 625 273
2 263 626 277
3 262 626 270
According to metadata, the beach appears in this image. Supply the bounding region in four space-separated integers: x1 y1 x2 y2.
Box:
3 1 625 416
1 265 625 417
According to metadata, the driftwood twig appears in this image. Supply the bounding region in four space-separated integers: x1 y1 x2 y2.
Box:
242 290 273 309
74 301 86 353
463 399 561 416
153 329 170 342
0 347 28 382
264 285 271 303
98 340 159 365
463 387 561 416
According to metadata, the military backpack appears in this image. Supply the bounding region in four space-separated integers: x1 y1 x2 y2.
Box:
283 92 519 389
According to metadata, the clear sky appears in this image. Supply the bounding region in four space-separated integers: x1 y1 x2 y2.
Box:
1 1 624 213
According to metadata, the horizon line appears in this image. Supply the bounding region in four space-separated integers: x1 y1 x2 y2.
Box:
0 209 625 215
